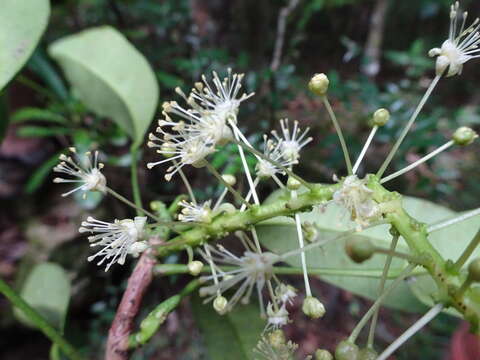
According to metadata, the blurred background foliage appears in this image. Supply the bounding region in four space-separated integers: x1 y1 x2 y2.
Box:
1 0 479 359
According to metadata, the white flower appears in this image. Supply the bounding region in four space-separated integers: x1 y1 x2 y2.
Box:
79 216 148 271
199 243 278 314
147 70 254 179
271 119 312 163
178 200 213 223
53 148 106 197
147 131 215 181
256 136 297 179
333 175 379 230
189 69 254 124
266 303 290 331
275 284 297 306
429 2 480 77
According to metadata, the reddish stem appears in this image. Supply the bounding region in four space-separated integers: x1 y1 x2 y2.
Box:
105 250 157 360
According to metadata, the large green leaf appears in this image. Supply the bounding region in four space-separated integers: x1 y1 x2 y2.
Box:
257 190 480 313
0 0 50 90
15 262 71 330
48 26 159 147
191 296 265 360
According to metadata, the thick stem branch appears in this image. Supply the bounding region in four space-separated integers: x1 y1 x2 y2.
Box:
105 249 157 360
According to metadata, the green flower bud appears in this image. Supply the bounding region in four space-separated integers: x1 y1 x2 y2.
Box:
372 108 390 127
346 237 375 263
222 174 237 186
335 340 359 360
287 176 302 191
213 296 228 314
309 73 329 96
302 221 318 243
468 258 480 282
302 296 326 319
268 329 287 348
358 348 378 360
452 126 478 146
315 349 333 360
187 260 204 276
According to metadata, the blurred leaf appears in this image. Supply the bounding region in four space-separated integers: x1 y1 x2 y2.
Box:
12 107 68 124
0 0 50 90
257 190 480 313
191 295 264 360
25 151 63 194
15 263 71 330
17 126 71 138
0 93 9 143
48 26 159 148
74 190 103 210
27 49 69 101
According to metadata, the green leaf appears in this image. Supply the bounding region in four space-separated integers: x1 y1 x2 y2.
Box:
28 49 69 101
25 151 63 194
15 263 71 330
191 295 264 360
0 0 50 90
12 107 68 124
16 126 71 138
257 190 480 313
48 26 159 147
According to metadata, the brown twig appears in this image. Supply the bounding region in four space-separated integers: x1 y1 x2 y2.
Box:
105 249 157 360
270 0 300 71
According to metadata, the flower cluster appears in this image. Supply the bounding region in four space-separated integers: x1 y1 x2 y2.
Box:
198 238 279 315
53 148 106 198
333 175 380 230
429 1 480 77
79 216 148 272
147 70 254 180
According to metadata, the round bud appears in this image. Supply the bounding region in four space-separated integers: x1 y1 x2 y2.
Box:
268 329 287 348
187 260 204 276
372 108 390 127
287 176 302 191
213 296 228 314
452 126 478 146
302 296 326 319
335 340 360 360
345 237 375 263
222 174 237 186
308 73 329 96
468 258 480 282
315 349 333 360
160 143 175 158
358 348 378 360
303 222 318 243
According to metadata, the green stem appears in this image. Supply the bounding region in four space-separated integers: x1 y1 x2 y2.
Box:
0 278 83 360
349 264 416 343
376 75 441 179
153 263 425 279
130 146 143 216
454 229 480 270
367 233 399 348
128 280 199 348
323 97 353 175
205 161 251 208
156 183 338 256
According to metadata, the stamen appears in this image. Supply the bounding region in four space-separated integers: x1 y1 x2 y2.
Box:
380 140 454 184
